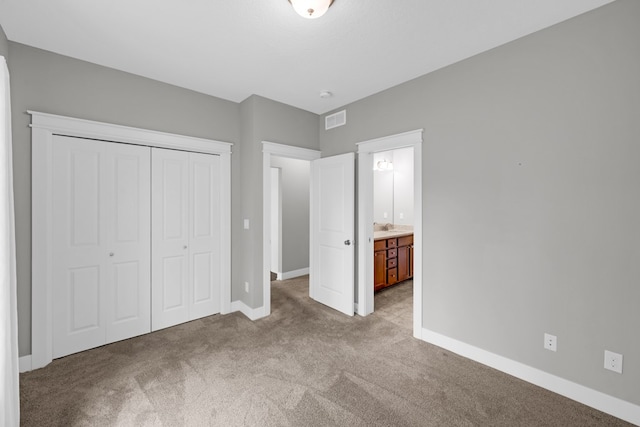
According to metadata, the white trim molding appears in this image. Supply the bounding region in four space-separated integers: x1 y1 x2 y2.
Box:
19 355 32 373
356 129 423 339
29 111 232 155
230 300 264 321
29 111 233 370
421 328 640 426
279 267 310 281
261 141 321 318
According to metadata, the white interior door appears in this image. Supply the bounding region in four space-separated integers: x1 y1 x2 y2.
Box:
188 152 221 320
310 153 355 316
152 148 189 330
52 136 151 358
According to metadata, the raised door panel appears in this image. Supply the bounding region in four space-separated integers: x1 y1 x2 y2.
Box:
52 136 108 358
374 250 386 291
397 245 410 282
188 152 221 319
152 148 189 330
105 144 151 342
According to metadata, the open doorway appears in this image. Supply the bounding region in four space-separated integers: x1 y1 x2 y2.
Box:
356 129 423 338
262 142 321 317
371 147 415 331
270 157 311 281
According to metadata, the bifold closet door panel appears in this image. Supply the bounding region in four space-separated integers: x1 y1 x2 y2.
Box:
151 148 222 330
104 143 152 343
152 148 190 330
52 136 151 358
189 152 221 320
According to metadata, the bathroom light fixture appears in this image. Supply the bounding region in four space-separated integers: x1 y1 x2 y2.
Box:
288 0 334 19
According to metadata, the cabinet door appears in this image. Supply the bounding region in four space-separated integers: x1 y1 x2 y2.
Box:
374 250 386 291
409 245 414 279
152 149 190 330
397 245 410 282
188 152 221 320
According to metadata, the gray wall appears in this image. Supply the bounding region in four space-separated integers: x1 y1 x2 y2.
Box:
8 42 240 356
319 0 639 406
0 24 8 58
237 95 319 308
271 156 310 274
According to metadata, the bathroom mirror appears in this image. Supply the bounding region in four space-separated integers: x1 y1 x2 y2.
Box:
373 147 414 226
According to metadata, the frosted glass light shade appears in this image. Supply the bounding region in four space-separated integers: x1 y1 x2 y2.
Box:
289 0 334 19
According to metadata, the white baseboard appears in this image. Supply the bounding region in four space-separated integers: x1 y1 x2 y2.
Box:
420 328 640 426
279 267 309 280
19 355 32 373
231 300 267 321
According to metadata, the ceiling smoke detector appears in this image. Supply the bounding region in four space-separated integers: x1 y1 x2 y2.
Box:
319 91 333 99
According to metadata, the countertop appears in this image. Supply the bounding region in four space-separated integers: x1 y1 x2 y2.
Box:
373 230 414 240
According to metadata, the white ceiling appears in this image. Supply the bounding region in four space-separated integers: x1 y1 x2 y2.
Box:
0 0 614 114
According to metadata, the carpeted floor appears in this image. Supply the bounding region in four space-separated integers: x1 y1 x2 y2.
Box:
20 276 631 426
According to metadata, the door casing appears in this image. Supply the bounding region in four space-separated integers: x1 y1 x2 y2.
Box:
30 111 232 370
261 142 321 317
356 129 423 337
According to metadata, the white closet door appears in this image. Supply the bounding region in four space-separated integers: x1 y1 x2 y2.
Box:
105 143 151 343
52 136 151 358
152 149 190 330
189 152 221 320
151 149 221 330
52 136 107 357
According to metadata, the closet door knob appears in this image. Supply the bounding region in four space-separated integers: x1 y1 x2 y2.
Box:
183 245 188 249
344 240 351 246
109 252 114 257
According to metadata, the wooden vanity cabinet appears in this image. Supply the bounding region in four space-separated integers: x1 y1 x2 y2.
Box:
397 235 414 282
374 240 387 291
374 234 413 291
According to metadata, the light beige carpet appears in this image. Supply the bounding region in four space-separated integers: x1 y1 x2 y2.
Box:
20 276 631 426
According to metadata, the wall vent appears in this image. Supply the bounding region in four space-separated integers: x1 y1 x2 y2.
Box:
325 110 346 130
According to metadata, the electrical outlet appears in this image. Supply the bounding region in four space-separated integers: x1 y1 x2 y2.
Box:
244 282 249 293
544 333 557 352
399 213 404 219
604 350 623 374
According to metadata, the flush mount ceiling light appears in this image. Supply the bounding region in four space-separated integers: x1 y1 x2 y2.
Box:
288 0 334 19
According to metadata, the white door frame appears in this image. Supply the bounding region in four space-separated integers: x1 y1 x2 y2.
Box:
270 167 282 278
30 111 233 370
262 142 321 317
356 129 423 338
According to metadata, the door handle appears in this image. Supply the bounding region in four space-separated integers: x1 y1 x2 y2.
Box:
109 252 114 257
344 240 351 246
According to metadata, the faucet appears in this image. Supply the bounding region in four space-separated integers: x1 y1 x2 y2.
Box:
384 223 393 231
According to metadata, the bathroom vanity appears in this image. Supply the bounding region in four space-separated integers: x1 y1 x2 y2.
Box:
374 230 413 292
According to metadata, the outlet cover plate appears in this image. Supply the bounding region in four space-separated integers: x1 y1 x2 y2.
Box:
604 350 623 374
544 333 557 352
